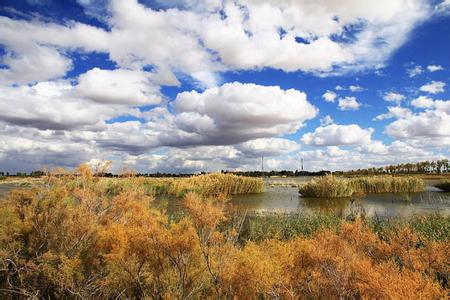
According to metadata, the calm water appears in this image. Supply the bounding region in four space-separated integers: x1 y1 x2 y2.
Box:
231 177 450 217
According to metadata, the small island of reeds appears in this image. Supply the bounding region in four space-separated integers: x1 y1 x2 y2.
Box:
299 175 425 198
100 172 265 198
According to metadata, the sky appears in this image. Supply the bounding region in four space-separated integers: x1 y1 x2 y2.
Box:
0 0 449 173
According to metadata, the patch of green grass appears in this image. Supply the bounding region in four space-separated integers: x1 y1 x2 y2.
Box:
365 214 449 242
240 213 342 242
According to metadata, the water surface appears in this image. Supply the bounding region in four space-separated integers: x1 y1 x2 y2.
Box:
231 178 450 217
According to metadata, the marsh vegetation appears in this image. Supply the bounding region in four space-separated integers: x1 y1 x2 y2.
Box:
299 175 425 198
0 165 448 298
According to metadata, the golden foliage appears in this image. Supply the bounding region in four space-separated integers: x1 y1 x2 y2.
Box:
0 165 447 298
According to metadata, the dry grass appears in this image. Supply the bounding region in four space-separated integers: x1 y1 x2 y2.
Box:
299 175 354 198
101 173 265 197
299 175 425 198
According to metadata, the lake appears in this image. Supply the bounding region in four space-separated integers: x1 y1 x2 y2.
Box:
2 177 449 218
228 177 450 217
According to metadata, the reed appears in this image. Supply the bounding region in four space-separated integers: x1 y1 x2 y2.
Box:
349 176 425 194
298 175 354 198
117 173 266 197
299 175 425 198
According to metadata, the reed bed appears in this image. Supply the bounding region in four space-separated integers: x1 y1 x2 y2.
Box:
101 173 264 197
298 175 354 198
349 176 425 194
299 175 425 198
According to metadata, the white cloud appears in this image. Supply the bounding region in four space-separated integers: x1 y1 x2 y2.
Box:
76 68 162 105
427 64 443 72
406 65 423 77
436 0 450 14
0 0 431 83
411 95 434 108
0 45 73 84
383 92 405 103
375 106 412 120
419 81 445 94
236 138 300 157
349 85 364 92
172 82 318 145
0 81 133 130
0 0 448 173
301 124 373 146
320 115 334 126
357 140 388 155
338 96 361 110
386 110 450 139
322 90 337 102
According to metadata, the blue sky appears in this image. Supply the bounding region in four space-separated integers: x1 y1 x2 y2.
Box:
0 0 449 173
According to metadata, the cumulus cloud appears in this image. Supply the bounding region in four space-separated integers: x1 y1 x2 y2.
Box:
0 0 447 174
411 95 434 108
338 96 361 110
0 44 73 84
375 106 412 120
236 138 300 157
383 92 405 103
301 124 373 146
357 140 388 155
427 64 443 72
419 81 445 94
76 68 162 105
0 123 100 172
322 90 337 102
172 82 318 145
0 81 135 130
386 110 449 139
0 0 431 83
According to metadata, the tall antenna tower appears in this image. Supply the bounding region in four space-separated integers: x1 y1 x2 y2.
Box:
301 158 304 171
261 156 264 172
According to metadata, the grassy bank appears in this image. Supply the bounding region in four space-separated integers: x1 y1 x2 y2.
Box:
299 175 425 198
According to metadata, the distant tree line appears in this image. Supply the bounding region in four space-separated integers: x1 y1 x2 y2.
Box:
222 170 331 177
1 159 447 178
333 159 449 176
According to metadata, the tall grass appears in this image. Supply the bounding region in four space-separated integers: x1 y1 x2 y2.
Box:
299 175 354 198
299 175 425 198
239 213 342 242
241 213 449 243
102 173 264 197
349 176 425 193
